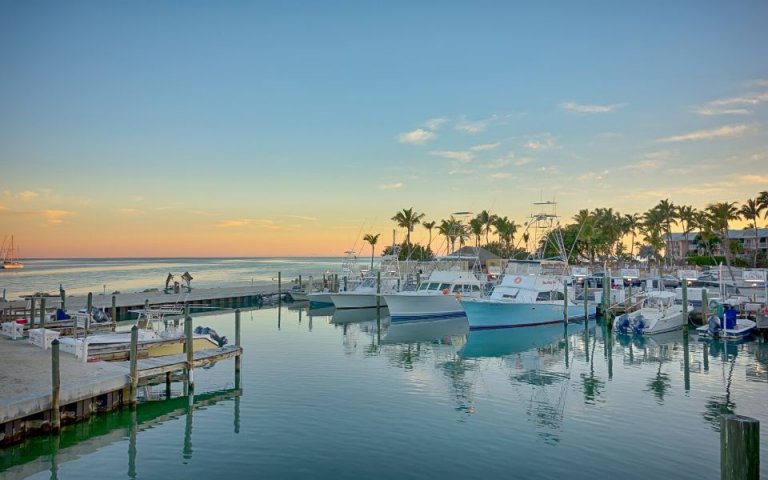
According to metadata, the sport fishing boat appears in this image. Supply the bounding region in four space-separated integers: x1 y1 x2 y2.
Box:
613 290 688 336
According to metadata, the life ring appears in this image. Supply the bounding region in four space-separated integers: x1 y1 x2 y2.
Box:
514 276 522 284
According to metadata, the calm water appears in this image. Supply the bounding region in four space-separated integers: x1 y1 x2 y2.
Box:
1 259 768 479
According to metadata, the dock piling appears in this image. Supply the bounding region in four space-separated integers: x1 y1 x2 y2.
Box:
721 414 759 479
40 297 46 328
111 295 117 329
129 325 139 407
235 309 241 388
30 297 36 328
51 338 61 433
185 315 194 393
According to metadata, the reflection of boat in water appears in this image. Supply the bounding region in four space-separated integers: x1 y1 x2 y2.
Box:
381 316 468 345
307 305 336 318
460 322 583 358
331 307 387 324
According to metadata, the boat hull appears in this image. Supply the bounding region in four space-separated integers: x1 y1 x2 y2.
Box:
461 299 595 330
307 292 334 307
383 293 466 323
330 293 385 309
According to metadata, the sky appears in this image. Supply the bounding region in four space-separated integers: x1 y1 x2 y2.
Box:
1 1 767 258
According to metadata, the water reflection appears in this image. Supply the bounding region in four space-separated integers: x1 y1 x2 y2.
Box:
0 389 241 478
701 338 741 431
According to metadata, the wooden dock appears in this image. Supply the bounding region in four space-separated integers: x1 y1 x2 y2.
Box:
0 310 244 447
0 283 297 324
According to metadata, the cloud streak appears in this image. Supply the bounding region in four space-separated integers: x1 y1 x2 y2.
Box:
658 124 750 142
560 101 623 114
397 128 435 145
429 150 474 163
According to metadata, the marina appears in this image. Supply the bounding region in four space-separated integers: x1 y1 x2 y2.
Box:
1 257 768 479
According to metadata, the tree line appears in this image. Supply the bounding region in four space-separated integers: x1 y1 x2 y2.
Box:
360 191 768 271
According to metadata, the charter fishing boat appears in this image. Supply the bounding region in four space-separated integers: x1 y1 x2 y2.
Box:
461 260 595 330
382 256 488 323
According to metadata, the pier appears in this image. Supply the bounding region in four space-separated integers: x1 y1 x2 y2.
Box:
0 310 244 447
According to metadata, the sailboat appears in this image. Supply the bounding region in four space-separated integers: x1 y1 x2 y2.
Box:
1 235 24 270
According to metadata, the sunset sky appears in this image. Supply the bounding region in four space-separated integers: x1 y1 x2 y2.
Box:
1 1 767 258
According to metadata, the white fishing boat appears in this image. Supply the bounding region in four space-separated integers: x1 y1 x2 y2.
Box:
330 254 405 309
382 266 488 323
57 305 226 361
613 290 688 335
461 260 595 330
0 235 24 270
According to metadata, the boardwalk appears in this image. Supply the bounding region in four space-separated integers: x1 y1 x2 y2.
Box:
0 335 242 446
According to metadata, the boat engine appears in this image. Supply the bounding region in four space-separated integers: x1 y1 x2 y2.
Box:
631 315 646 335
706 315 722 338
615 313 631 335
194 326 229 347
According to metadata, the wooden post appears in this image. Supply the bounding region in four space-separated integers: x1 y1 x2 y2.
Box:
682 281 689 338
30 297 36 329
721 414 759 479
278 271 282 302
602 275 609 318
51 339 61 432
563 282 569 323
129 325 139 407
60 288 66 312
185 315 194 393
299 274 302 289
235 309 241 378
702 288 709 320
111 295 117 327
584 281 589 321
376 271 381 310
40 297 46 328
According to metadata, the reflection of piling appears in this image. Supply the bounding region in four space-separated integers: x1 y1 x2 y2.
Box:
563 282 568 323
51 339 61 432
682 282 689 338
720 414 759 479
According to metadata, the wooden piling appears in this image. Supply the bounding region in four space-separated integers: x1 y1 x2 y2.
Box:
376 271 381 309
51 339 61 433
563 282 569 323
129 325 139 407
185 315 194 392
721 414 759 479
702 288 709 320
278 272 282 306
235 309 241 375
111 295 117 328
682 281 689 337
30 297 36 329
60 288 66 312
40 297 46 328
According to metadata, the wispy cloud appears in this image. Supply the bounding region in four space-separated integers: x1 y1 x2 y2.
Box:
397 128 435 145
709 91 768 107
454 114 509 134
524 133 558 151
735 174 768 185
429 150 474 163
42 209 74 225
17 190 39 200
287 215 317 221
471 142 500 151
694 107 751 116
119 208 141 215
514 157 535 166
424 117 448 130
216 219 280 229
560 101 623 114
658 124 750 142
577 170 609 181
377 182 404 190
694 89 768 116
488 172 513 180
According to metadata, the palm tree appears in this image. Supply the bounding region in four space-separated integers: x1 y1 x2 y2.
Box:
492 216 517 257
363 233 380 271
623 213 641 263
706 201 740 283
653 199 677 266
572 209 595 266
469 218 483 247
438 216 462 254
677 205 697 259
739 198 765 268
391 207 425 256
641 207 667 265
422 221 436 252
476 210 498 245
